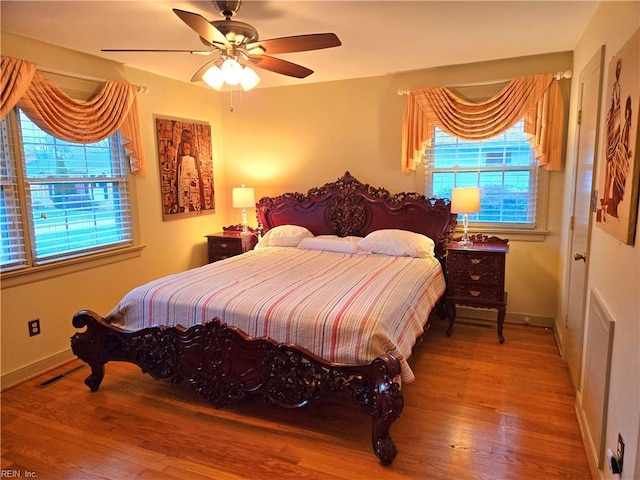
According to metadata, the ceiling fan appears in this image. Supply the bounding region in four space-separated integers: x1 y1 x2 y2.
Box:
102 0 342 89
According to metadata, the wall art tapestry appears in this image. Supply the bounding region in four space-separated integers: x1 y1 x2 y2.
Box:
155 116 215 220
595 29 640 245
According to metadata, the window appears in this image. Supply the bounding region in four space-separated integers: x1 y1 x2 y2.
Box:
425 120 546 230
1 109 133 273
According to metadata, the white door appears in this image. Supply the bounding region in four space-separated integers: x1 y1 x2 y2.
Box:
565 47 605 387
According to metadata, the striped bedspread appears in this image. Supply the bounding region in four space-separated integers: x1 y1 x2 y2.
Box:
107 247 445 383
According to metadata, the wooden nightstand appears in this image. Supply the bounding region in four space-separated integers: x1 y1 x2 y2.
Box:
206 231 257 263
445 234 509 343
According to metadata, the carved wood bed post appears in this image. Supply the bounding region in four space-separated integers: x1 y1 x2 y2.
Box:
71 310 109 391
368 355 404 465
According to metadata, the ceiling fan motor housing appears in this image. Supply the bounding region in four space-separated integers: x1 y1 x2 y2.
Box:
212 20 259 45
213 0 242 18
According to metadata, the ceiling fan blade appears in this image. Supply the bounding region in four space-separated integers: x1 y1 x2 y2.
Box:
246 33 341 55
191 59 219 82
247 55 313 78
173 8 230 48
102 49 213 55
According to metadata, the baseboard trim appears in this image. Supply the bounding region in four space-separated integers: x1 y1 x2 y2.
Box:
1 309 552 390
1 348 76 391
575 394 604 480
455 306 554 328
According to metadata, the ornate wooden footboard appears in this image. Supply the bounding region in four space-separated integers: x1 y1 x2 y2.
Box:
71 310 404 465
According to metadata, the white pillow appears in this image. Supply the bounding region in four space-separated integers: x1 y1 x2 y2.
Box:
256 225 314 248
357 229 435 258
298 237 360 254
315 235 364 243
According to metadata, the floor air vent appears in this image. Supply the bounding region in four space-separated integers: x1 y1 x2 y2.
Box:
37 364 86 388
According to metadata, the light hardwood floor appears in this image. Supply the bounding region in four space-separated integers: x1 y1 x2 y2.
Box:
2 318 593 479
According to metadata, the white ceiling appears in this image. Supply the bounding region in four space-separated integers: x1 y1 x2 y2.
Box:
1 0 599 90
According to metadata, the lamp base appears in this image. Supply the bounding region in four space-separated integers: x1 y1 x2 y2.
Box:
240 208 250 234
458 214 473 247
457 236 473 247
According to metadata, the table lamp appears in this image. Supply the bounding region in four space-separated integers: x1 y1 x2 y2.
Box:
451 187 480 247
232 184 255 234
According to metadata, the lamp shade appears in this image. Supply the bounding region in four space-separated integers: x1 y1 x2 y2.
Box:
221 58 243 85
202 65 224 91
240 66 260 91
451 187 480 214
232 185 255 208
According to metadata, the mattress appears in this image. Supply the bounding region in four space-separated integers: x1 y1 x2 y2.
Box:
107 246 445 382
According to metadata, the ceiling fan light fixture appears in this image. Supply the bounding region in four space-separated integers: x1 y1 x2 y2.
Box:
202 65 224 90
240 66 260 91
221 57 243 85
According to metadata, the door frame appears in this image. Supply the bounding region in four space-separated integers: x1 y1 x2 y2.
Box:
562 46 605 388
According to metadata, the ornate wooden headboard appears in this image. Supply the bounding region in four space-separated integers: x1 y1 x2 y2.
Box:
256 172 457 258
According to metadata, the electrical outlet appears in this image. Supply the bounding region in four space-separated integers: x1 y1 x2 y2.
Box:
617 433 625 473
28 319 40 337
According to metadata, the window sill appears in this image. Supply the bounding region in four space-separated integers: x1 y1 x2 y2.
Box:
1 244 146 288
459 226 550 242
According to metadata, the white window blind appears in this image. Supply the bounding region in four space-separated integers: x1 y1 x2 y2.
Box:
0 110 133 272
0 117 28 271
425 120 539 228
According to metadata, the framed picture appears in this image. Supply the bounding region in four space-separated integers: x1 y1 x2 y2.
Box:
155 116 215 220
595 29 640 245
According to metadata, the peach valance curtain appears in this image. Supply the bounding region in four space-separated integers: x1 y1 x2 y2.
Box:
402 73 564 173
0 56 145 175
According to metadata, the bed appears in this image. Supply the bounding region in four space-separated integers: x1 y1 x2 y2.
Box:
71 172 456 465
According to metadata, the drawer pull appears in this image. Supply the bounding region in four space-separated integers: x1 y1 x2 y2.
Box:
220 243 229 249
470 290 481 297
470 274 481 281
471 258 482 265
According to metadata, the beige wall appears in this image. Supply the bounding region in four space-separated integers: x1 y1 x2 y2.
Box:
560 2 640 477
222 52 573 324
1 33 572 385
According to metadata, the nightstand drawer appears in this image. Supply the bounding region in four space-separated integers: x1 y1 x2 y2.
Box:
449 284 502 301
209 251 237 261
448 252 502 271
206 232 257 263
209 240 241 254
449 269 503 285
